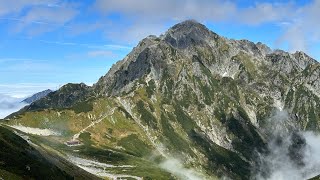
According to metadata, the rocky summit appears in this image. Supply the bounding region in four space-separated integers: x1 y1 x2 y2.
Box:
1 20 319 180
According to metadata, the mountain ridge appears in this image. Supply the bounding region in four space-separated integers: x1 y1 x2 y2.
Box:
21 89 53 104
94 20 318 97
3 20 320 179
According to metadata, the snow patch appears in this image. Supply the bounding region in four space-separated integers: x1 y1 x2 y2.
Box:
67 155 141 180
68 155 133 168
10 125 60 136
221 71 235 79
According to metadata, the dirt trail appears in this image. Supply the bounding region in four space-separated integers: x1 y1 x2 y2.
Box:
72 108 116 141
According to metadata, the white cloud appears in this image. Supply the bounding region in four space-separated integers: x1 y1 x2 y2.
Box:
93 0 320 58
94 0 237 43
0 0 56 16
160 157 205 180
279 24 307 52
93 0 298 27
277 0 320 53
104 22 168 44
255 110 320 180
0 0 78 35
13 3 78 35
0 94 28 118
94 0 236 22
238 2 294 25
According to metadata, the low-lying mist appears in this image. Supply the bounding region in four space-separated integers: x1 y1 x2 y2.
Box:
159 157 206 180
156 109 320 180
0 94 28 119
255 110 320 180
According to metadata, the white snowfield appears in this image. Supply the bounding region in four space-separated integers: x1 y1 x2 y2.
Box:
67 155 142 180
9 125 61 136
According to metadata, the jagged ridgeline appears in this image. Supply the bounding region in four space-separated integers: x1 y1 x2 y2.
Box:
3 20 320 179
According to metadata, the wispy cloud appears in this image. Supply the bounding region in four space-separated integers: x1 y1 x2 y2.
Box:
94 0 237 43
87 50 115 58
66 21 107 36
94 0 236 22
0 0 79 35
160 157 205 180
34 39 132 50
14 3 78 35
237 2 295 25
0 17 71 27
0 0 56 16
277 0 320 53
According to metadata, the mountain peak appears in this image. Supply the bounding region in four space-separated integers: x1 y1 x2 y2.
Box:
163 19 214 49
94 20 318 96
169 19 206 31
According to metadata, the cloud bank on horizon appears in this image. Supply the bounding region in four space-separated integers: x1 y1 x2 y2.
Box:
0 0 319 98
0 94 28 119
0 83 60 118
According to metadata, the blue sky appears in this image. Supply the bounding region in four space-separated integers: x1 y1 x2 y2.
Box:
0 0 319 98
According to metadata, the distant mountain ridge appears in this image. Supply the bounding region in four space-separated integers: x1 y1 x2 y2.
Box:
21 89 53 104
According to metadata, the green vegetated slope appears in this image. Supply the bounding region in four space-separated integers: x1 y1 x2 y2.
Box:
0 125 73 180
3 20 320 179
310 175 320 180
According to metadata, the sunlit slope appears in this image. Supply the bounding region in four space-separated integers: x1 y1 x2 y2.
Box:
0 125 72 180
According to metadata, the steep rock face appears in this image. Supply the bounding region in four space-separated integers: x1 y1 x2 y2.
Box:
94 36 160 96
93 20 319 132
7 20 320 179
